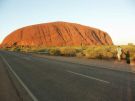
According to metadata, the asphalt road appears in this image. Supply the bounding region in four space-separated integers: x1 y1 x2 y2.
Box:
0 50 135 101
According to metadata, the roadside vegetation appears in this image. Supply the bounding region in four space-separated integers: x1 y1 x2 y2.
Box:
1 45 135 61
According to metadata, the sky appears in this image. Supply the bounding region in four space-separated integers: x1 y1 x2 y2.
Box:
0 0 135 45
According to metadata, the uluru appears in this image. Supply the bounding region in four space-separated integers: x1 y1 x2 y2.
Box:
0 22 113 48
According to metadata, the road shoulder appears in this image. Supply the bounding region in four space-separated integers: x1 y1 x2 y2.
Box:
0 56 20 101
32 53 135 73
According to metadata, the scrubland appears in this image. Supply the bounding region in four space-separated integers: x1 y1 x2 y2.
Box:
3 45 135 61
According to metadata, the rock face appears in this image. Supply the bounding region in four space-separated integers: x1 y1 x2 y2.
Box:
1 22 113 48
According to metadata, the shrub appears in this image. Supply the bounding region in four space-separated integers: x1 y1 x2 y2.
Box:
60 47 77 56
102 52 114 59
85 51 99 59
49 48 60 56
76 52 85 58
83 46 116 59
130 52 135 60
9 47 21 52
83 47 98 59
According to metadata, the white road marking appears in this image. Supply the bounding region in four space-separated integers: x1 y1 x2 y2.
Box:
22 57 31 61
67 70 110 84
0 54 38 101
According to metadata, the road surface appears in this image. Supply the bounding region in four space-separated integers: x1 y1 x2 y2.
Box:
0 50 135 101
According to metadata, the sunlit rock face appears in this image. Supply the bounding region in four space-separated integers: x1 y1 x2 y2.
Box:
1 22 113 48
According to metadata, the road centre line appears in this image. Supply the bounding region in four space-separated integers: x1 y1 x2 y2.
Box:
67 70 110 84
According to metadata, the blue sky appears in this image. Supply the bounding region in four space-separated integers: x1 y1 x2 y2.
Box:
0 0 135 45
